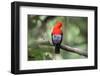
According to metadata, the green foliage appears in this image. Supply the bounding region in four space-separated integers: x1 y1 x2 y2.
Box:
28 46 53 60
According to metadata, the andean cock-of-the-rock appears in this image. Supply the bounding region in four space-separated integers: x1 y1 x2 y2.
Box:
51 21 63 54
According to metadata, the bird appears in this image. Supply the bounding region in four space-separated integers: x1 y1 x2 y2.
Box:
51 21 63 54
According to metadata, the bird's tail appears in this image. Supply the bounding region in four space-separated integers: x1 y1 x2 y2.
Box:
55 44 60 54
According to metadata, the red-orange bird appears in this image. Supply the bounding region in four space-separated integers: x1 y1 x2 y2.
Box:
51 21 63 54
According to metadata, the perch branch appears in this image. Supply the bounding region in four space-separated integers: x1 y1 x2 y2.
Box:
60 45 87 57
32 40 88 57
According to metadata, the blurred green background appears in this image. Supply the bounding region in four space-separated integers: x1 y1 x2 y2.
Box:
28 15 88 60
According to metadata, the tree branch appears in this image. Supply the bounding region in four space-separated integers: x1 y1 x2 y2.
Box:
32 40 88 57
60 44 87 57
